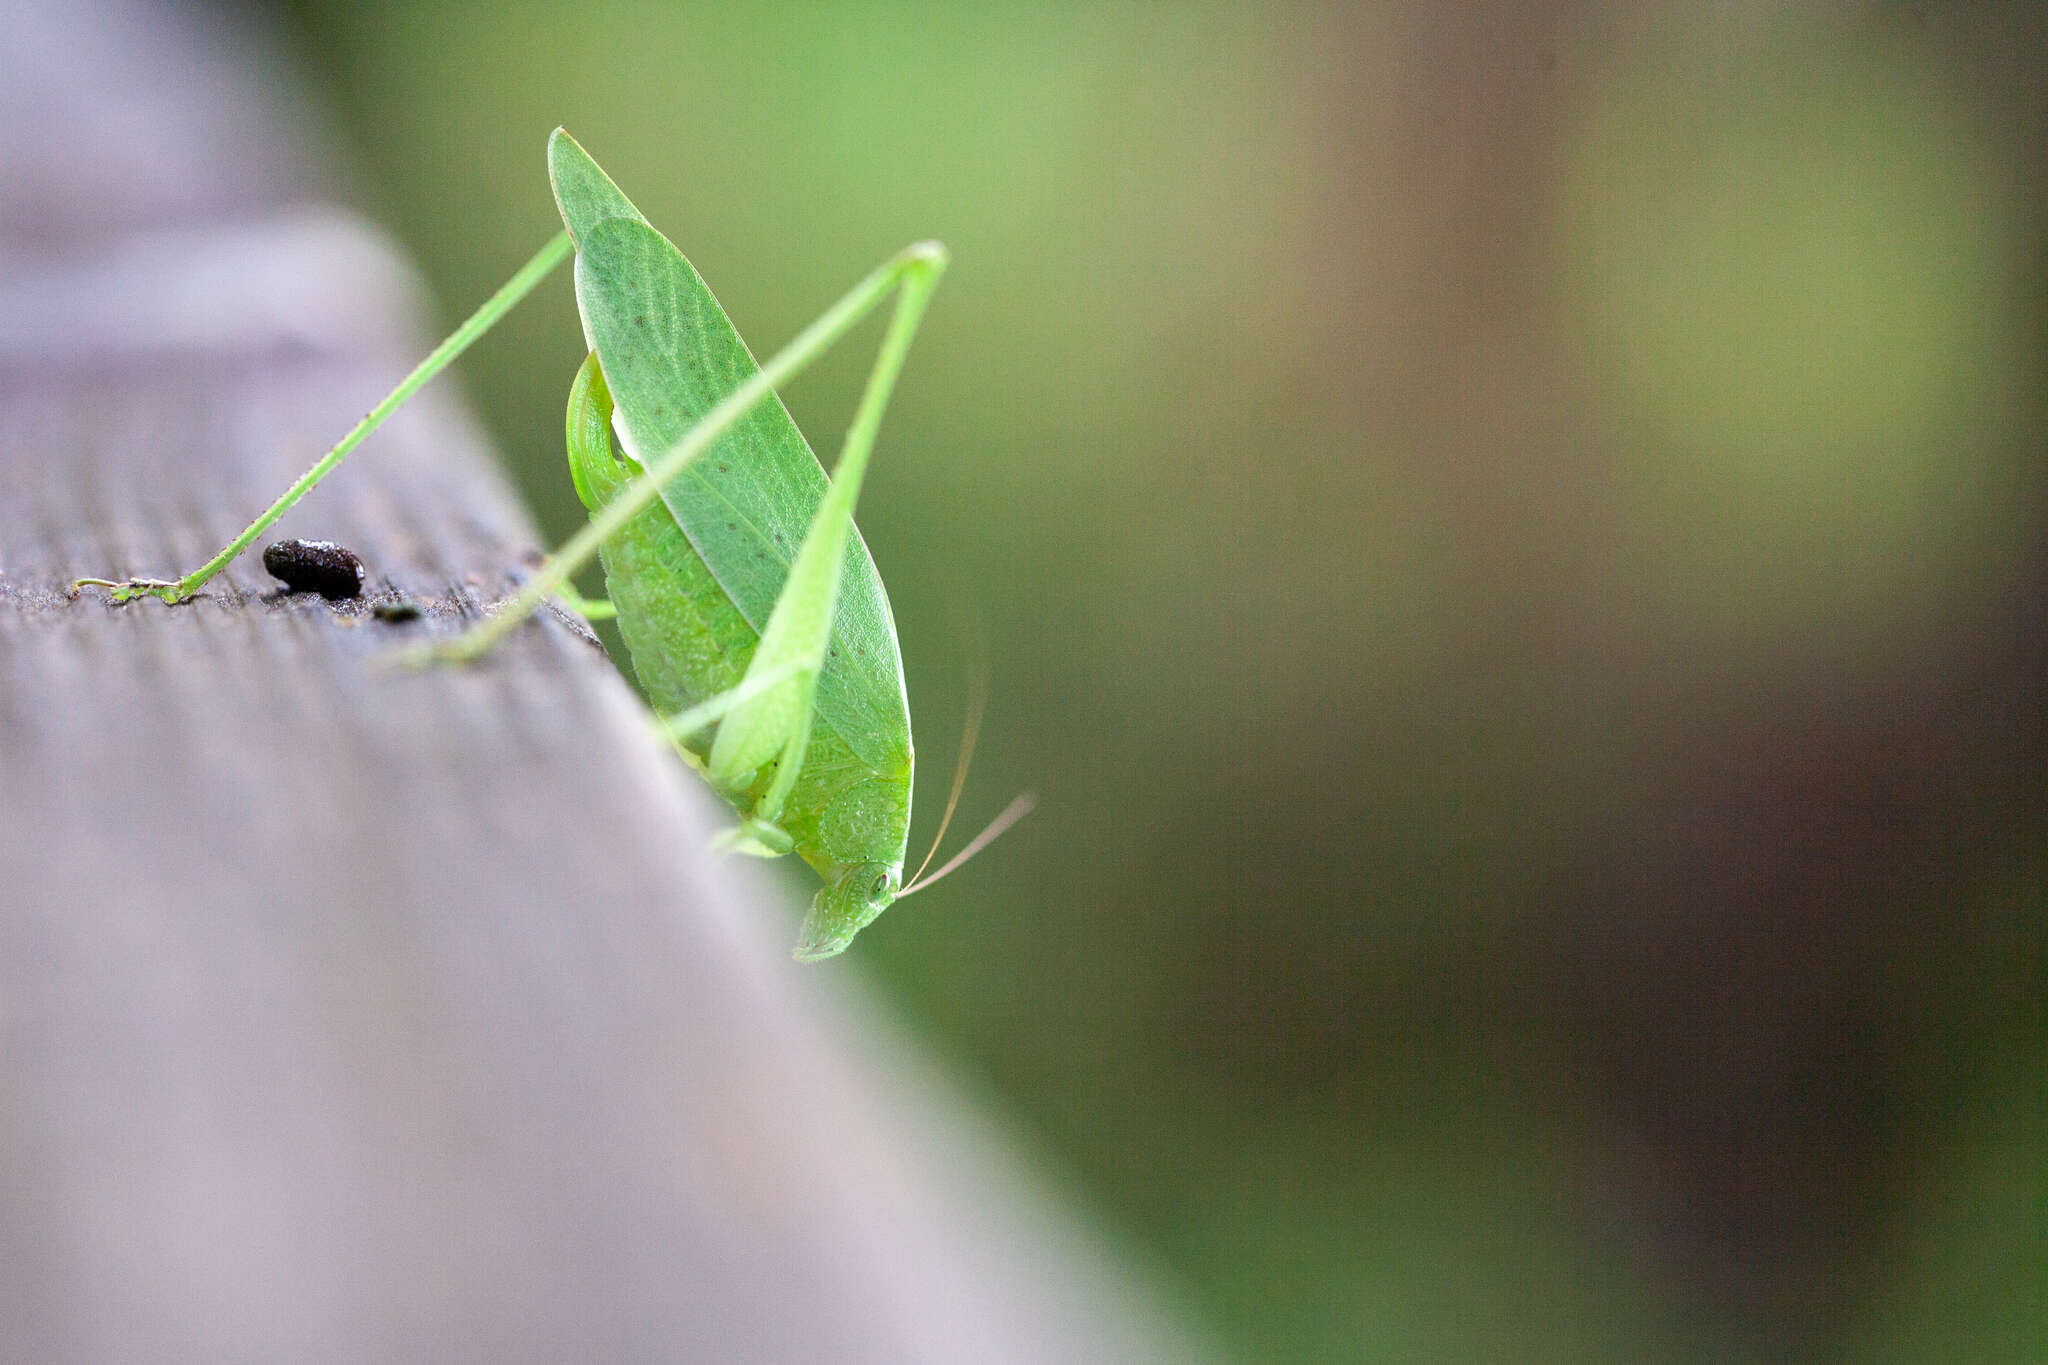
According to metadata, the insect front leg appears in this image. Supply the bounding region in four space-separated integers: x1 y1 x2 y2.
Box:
549 579 616 621
710 687 816 857
651 657 812 854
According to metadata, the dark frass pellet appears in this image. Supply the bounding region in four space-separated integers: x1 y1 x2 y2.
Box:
262 539 365 600
371 596 422 623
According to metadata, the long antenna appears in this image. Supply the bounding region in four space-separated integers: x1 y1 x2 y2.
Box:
899 793 1036 897
906 657 988 888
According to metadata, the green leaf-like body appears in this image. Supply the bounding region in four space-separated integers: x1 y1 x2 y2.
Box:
547 128 644 245
549 132 912 885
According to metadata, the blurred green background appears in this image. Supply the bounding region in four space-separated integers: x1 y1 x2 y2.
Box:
273 2 2043 1360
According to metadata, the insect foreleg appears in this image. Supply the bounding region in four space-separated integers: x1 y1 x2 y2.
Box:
656 660 809 743
550 582 616 621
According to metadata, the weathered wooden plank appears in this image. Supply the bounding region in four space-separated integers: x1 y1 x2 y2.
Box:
0 2 1200 1360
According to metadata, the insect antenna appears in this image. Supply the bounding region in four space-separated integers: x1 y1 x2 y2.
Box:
898 792 1036 897
899 604 1035 897
905 655 989 888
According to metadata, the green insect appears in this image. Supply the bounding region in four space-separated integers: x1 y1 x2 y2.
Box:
76 129 1029 959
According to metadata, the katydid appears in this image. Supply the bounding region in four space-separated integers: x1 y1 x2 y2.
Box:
75 129 1030 959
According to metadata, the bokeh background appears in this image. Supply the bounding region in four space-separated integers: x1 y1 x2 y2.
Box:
264 2 2042 1360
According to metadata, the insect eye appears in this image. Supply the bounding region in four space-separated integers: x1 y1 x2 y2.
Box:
871 872 891 900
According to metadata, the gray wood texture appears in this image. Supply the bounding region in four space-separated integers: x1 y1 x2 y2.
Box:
0 3 1199 1360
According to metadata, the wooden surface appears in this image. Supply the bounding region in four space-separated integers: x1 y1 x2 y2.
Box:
0 3 1199 1360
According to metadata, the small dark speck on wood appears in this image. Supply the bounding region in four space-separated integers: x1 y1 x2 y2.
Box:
264 538 365 599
